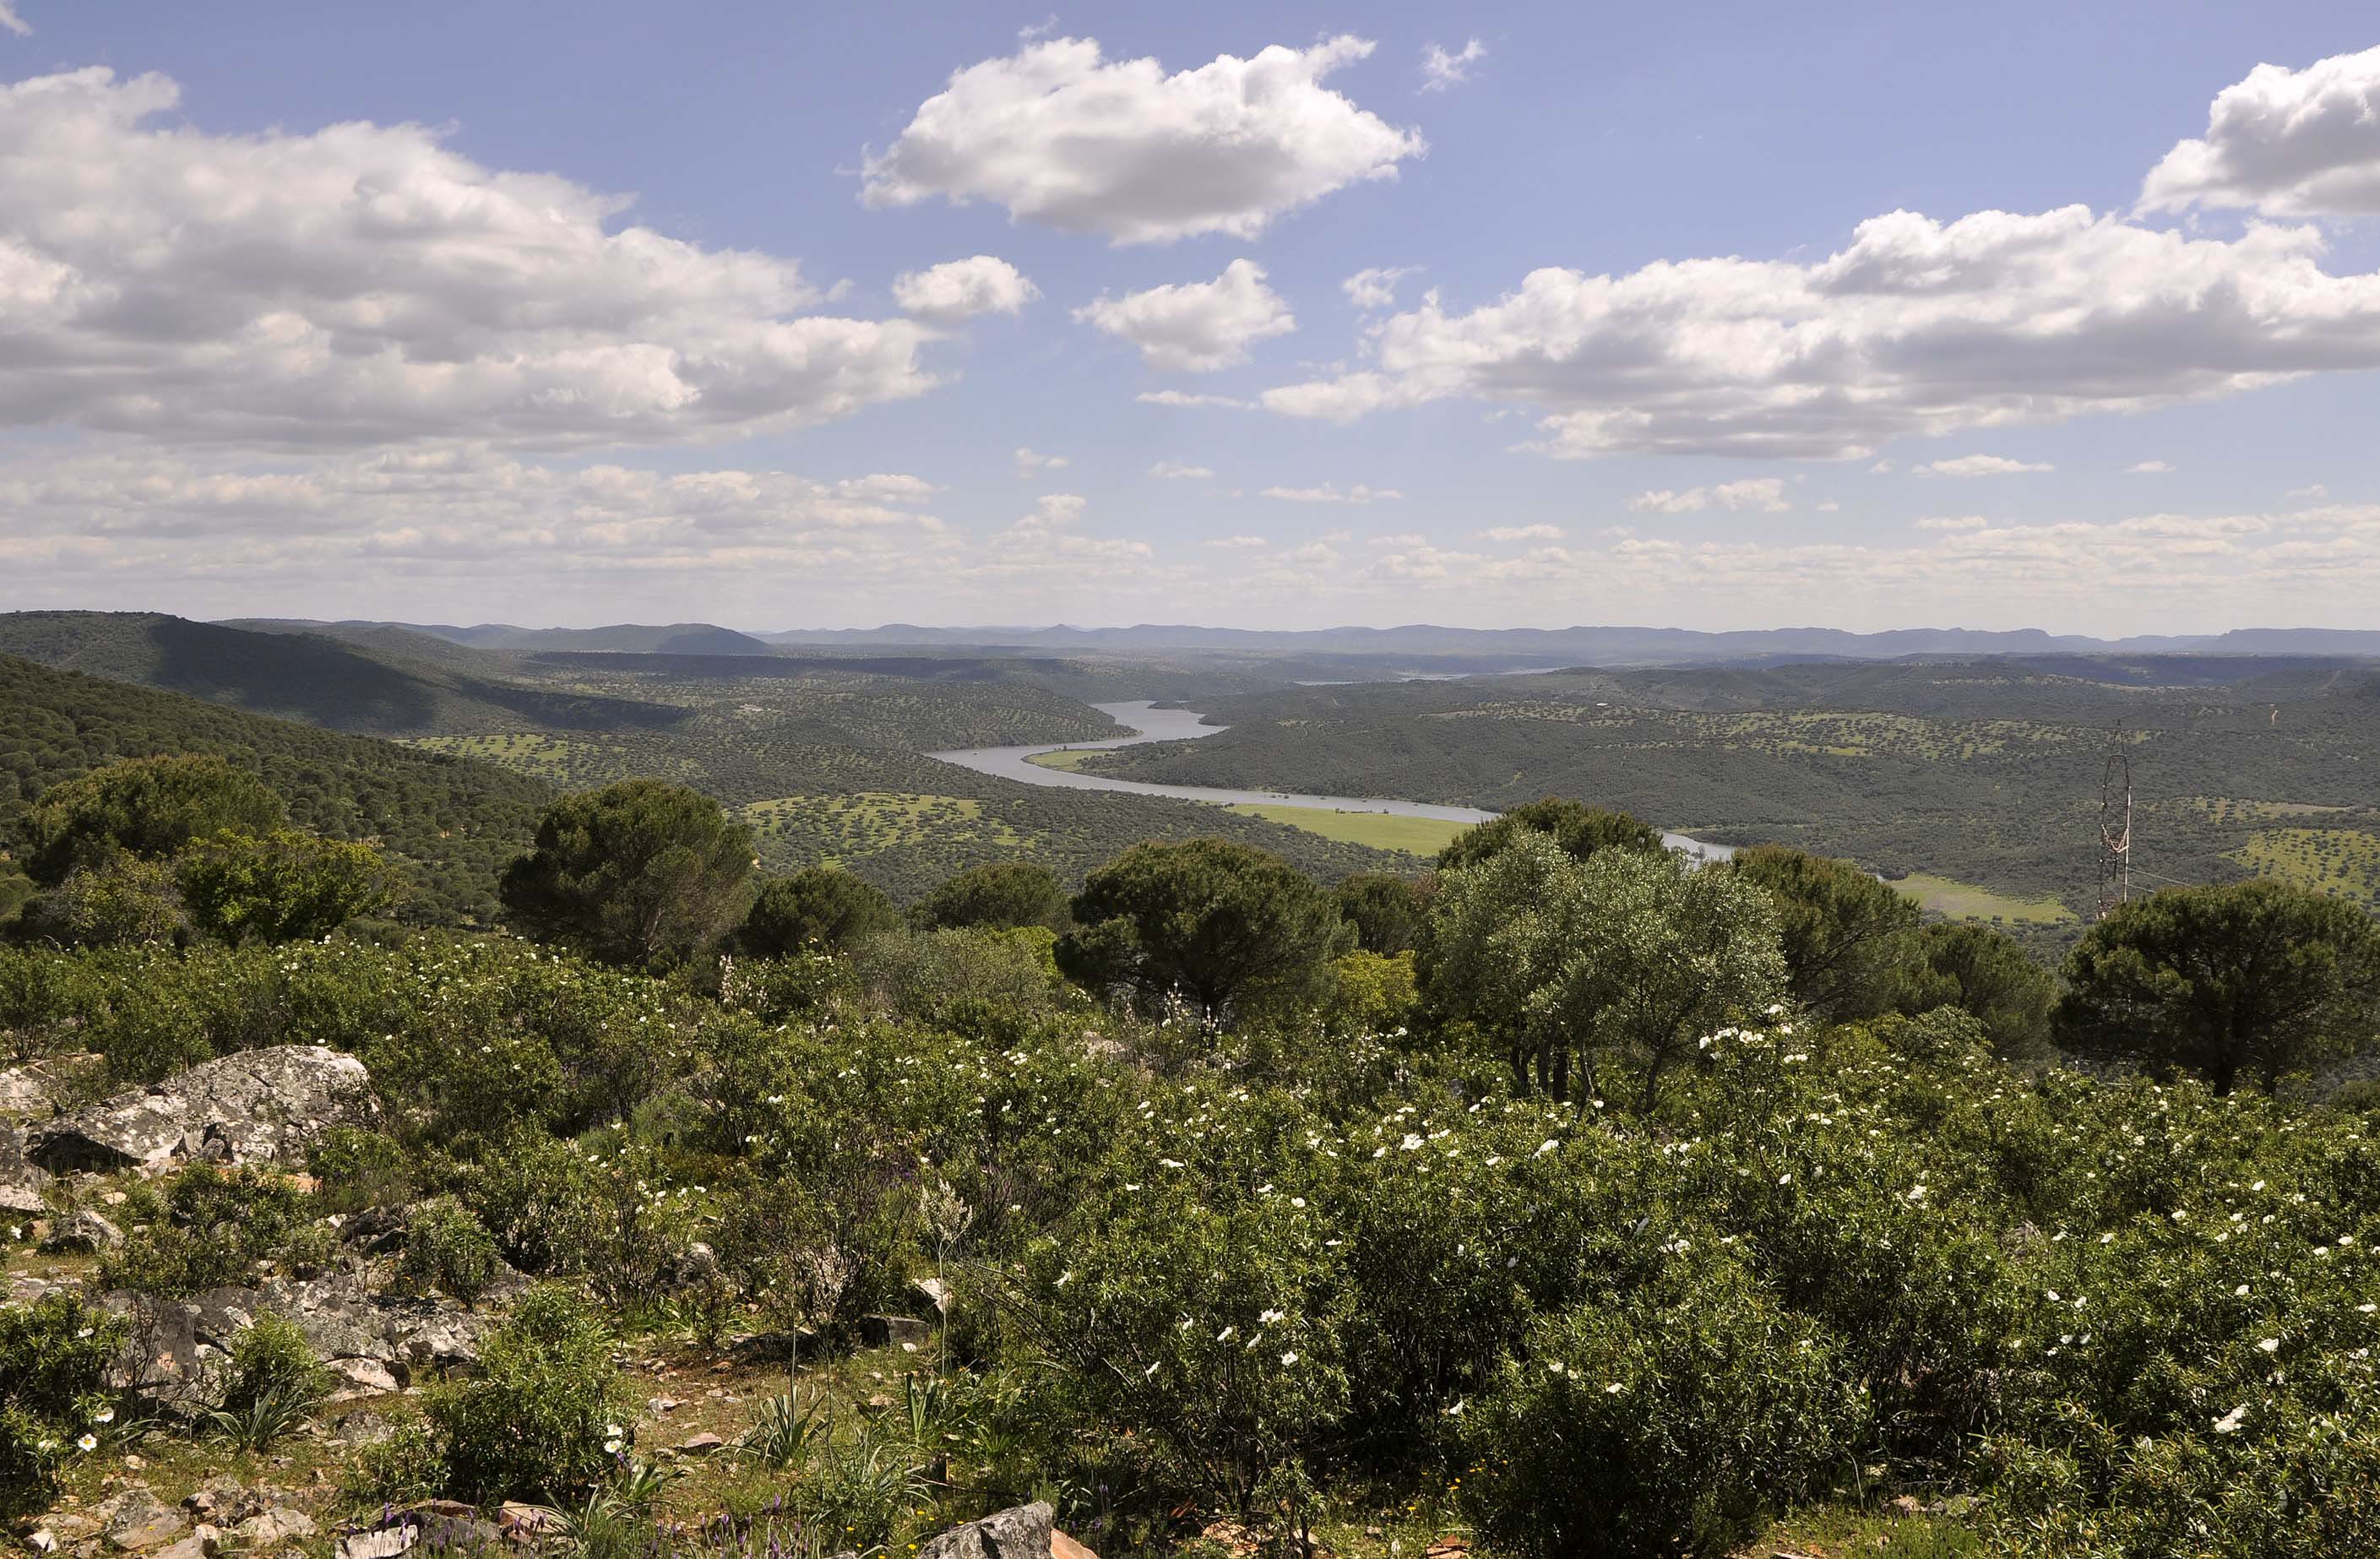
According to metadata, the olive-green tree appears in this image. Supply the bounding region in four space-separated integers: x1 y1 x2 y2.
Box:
1906 921 2058 1062
741 866 902 954
911 860 1070 932
1437 798 1665 872
1426 831 1786 1109
23 754 285 884
499 780 753 967
1727 845 1925 1022
177 828 390 944
1057 839 1351 1024
2057 879 2380 1095
1333 872 1430 954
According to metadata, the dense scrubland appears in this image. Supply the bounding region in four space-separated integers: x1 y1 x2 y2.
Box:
3 683 2379 1559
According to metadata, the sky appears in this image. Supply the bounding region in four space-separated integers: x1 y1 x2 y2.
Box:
5 1 2380 633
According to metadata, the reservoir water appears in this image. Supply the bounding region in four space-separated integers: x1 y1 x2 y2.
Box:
927 700 1733 862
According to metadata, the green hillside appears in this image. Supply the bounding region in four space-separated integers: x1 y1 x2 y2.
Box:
0 654 552 922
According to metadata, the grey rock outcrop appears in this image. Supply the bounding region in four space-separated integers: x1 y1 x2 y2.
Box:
46 1209 124 1252
0 1120 53 1214
917 1503 1054 1559
30 1046 375 1176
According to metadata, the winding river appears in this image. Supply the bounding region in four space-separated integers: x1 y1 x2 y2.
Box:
927 700 1733 862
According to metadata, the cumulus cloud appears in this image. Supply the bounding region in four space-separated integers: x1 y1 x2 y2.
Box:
1343 265 1421 310
1420 39 1487 92
860 35 1425 244
1914 454 2055 477
1915 515 1987 531
1013 447 1070 475
1261 482 1402 503
1076 259 1295 371
2142 46 2380 217
0 68 939 451
1205 534 1268 548
891 255 1039 323
2126 459 2175 474
1367 532 1427 546
1628 478 1791 513
1483 524 1563 541
1136 389 1255 409
1262 204 2380 459
1149 460 1214 480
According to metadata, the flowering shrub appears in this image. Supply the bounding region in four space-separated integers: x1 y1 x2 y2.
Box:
420 1285 629 1503
0 1294 126 1518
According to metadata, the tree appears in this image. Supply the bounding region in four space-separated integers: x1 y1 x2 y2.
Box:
22 754 284 884
21 856 186 948
912 860 1070 932
1905 922 2057 1062
1333 872 1430 954
1726 845 1925 1022
1437 799 1665 872
1056 839 1352 1023
177 828 390 944
1426 831 1785 1110
2057 880 2380 1095
498 780 753 967
741 866 901 954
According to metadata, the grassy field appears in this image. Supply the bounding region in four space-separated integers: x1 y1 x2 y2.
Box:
1223 803 1470 857
2231 827 2380 908
1893 872 2078 924
1024 747 1102 771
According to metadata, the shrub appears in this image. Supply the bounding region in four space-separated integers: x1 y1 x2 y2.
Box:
1459 1258 1857 1558
421 1285 628 1504
397 1197 501 1304
100 1164 317 1298
307 1126 416 1213
0 1294 127 1518
741 866 900 955
209 1313 329 1452
177 828 390 944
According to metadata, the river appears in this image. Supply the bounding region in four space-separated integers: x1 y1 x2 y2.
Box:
927 700 1733 862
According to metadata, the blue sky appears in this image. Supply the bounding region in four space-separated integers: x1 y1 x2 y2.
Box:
4 0 2380 632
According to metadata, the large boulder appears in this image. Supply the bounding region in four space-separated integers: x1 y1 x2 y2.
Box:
917 1503 1054 1559
29 1046 375 1176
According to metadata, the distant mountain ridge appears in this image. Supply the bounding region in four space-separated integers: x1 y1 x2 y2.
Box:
755 622 2379 663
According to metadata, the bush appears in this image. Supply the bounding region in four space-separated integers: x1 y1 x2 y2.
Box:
209 1313 329 1451
307 1126 416 1213
0 1294 127 1518
1459 1258 1857 1558
397 1197 501 1304
100 1165 317 1298
421 1285 628 1504
741 866 901 955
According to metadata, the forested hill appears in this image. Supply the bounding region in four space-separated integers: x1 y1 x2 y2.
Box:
0 611 691 737
0 654 552 922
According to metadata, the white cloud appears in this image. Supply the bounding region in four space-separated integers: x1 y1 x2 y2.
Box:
1343 265 1421 311
2288 482 2329 499
1014 446 1070 476
0 68 939 451
1262 482 1402 504
1628 478 1791 513
2126 459 2175 474
1149 460 1214 480
1914 454 2055 477
1076 259 1295 372
1205 534 1268 548
861 35 1425 244
1018 14 1057 41
891 255 1039 323
1420 39 1487 92
0 4 28 37
1367 532 1428 546
834 473 942 502
1262 204 2380 459
2142 46 2380 217
1136 389 1255 409
1915 515 1987 531
1483 524 1563 541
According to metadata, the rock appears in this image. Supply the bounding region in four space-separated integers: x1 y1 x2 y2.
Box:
231 1512 316 1546
328 1358 399 1396
149 1532 212 1559
497 1506 562 1540
1889 1494 1926 1518
97 1491 188 1553
1051 1532 1098 1559
0 1183 46 1217
727 1328 817 1366
678 1433 725 1456
30 1047 376 1177
911 1276 951 1315
332 1529 413 1559
859 1313 929 1349
916 1503 1053 1559
27 1531 58 1555
0 1066 62 1115
44 1209 122 1253
648 1395 682 1415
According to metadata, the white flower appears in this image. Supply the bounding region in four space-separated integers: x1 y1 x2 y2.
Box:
1056 1270 1074 1288
1603 1382 1624 1394
604 1438 623 1454
1547 1361 1565 1375
2213 1404 2247 1435
2360 1304 2377 1314
1443 1399 1466 1416
1399 1133 1423 1151
1535 1139 1558 1157
1144 1361 1160 1377
2258 1337 2280 1354
1778 1173 1792 1186
1291 1197 1307 1209
1280 1351 1298 1366
2236 1284 2251 1296
91 1409 113 1425
1216 1325 1235 1342
75 1435 95 1453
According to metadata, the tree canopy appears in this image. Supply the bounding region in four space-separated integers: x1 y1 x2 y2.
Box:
2057 878 2380 1094
498 780 753 967
1333 872 1429 955
1436 798 1665 873
742 866 903 954
1057 838 1351 1023
910 860 1070 933
1727 845 1924 1022
22 753 285 885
